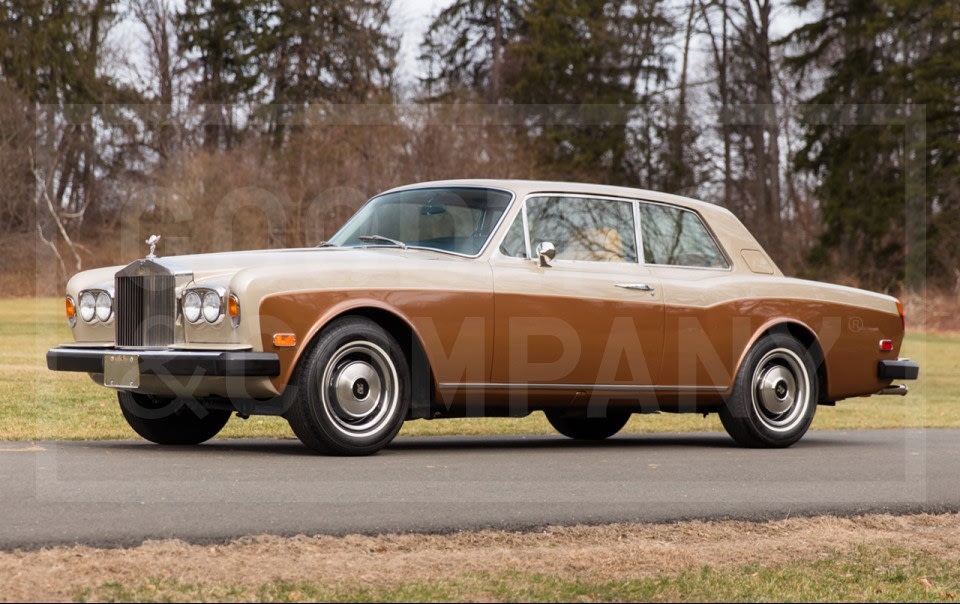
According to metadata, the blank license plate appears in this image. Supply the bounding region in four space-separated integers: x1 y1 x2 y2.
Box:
104 354 140 389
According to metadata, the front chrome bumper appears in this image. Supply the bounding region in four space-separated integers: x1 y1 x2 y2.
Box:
46 347 280 378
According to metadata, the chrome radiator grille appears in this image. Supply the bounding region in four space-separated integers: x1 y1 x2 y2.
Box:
115 263 176 348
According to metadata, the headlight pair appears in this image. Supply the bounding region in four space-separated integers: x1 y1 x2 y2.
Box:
182 289 221 324
77 290 113 323
182 289 240 327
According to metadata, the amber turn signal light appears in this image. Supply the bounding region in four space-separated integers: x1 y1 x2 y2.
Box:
895 299 905 331
273 333 297 348
228 294 241 328
65 296 76 327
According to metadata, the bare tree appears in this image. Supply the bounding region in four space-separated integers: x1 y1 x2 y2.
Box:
699 0 784 261
130 0 180 158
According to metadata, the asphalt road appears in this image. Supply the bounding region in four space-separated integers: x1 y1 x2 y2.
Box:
1 429 957 549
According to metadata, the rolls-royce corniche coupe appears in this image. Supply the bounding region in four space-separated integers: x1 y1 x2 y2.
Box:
47 180 919 454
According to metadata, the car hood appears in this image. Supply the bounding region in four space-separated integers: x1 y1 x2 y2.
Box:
66 246 472 294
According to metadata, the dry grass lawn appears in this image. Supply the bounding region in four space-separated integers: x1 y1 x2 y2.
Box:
0 514 958 602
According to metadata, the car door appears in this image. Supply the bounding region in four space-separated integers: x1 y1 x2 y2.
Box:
490 194 665 391
636 201 742 393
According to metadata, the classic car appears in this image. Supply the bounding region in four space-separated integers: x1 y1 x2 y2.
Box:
47 180 919 454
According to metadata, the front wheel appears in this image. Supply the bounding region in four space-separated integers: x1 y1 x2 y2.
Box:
545 410 631 440
286 317 411 455
719 332 819 448
118 392 231 445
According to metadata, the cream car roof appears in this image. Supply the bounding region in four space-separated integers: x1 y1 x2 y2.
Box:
384 179 728 216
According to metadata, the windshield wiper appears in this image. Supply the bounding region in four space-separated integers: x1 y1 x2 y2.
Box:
358 235 407 249
316 240 337 247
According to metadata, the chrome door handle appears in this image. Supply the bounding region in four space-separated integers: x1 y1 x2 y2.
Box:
615 283 655 292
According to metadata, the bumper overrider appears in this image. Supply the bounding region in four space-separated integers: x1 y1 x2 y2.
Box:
878 358 920 381
47 347 280 378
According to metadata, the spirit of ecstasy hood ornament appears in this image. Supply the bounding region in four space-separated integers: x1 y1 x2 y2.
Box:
145 234 161 260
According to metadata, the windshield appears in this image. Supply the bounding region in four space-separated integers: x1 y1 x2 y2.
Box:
328 187 514 256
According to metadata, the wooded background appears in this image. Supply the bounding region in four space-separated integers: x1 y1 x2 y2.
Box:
1 0 957 297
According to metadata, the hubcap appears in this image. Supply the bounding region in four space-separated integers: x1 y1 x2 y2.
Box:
757 365 797 415
750 347 811 432
333 361 382 418
320 341 398 438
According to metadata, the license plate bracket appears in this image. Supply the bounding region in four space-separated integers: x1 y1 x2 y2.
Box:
104 353 140 389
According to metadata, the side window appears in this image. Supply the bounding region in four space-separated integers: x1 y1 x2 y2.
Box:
526 196 638 263
498 213 528 258
639 203 728 269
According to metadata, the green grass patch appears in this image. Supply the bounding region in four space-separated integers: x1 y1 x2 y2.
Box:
74 545 960 602
0 297 948 441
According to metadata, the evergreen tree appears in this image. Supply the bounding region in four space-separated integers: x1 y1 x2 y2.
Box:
505 0 672 185
260 0 397 146
420 0 524 101
785 0 960 290
179 1 397 149
178 0 264 148
0 0 122 105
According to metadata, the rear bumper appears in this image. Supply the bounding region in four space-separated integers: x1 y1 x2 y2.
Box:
878 358 920 381
47 347 280 377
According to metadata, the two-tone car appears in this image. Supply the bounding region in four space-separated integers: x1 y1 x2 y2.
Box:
47 180 919 454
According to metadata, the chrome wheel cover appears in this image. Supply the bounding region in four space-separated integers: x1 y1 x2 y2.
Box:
750 347 811 433
320 341 399 438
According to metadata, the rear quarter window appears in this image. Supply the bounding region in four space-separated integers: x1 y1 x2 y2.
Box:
639 203 729 269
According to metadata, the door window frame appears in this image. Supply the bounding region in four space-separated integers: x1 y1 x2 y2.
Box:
500 193 644 266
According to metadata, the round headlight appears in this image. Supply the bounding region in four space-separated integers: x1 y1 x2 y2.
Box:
79 291 97 323
183 291 202 323
95 291 112 322
202 291 222 323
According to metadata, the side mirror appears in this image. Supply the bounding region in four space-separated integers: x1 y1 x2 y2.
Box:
536 241 556 267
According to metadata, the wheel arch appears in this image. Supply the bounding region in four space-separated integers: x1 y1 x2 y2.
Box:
735 319 829 403
292 303 436 420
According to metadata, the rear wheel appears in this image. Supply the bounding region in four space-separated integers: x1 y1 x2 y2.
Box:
287 316 410 455
719 332 818 448
118 391 231 445
545 410 631 441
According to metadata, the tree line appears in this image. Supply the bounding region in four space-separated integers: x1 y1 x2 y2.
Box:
1 0 957 294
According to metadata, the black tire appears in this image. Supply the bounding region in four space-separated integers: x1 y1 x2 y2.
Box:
286 316 411 455
719 332 819 448
118 391 231 445
545 410 631 441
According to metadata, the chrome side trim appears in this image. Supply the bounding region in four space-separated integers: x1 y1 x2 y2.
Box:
633 199 644 265
521 200 532 260
439 383 728 392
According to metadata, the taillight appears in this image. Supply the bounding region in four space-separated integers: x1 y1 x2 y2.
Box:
895 299 905 332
